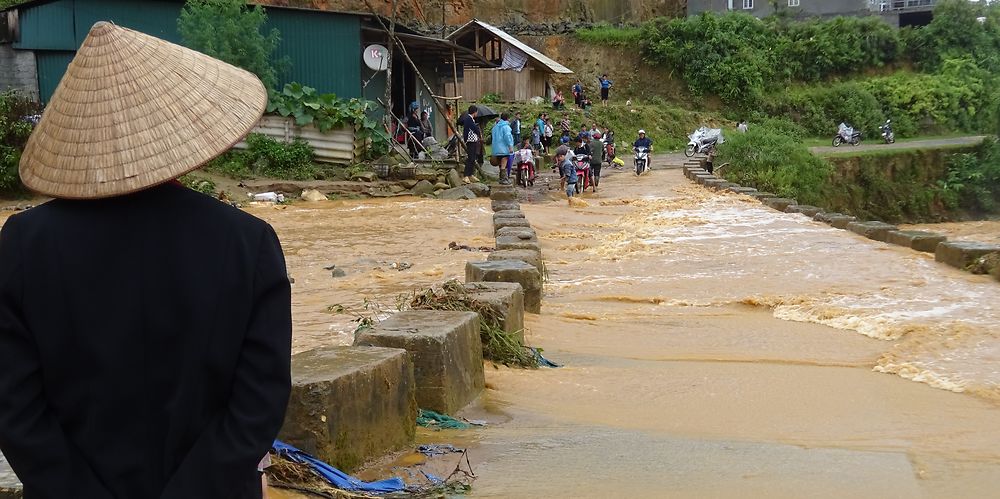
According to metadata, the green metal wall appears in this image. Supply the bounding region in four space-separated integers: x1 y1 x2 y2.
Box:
13 0 363 102
34 51 75 103
267 9 361 98
13 0 75 50
73 0 182 43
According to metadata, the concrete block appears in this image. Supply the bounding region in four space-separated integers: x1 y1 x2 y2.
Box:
355 311 485 415
785 205 823 217
491 199 520 212
488 248 543 273
489 186 517 201
466 260 542 314
762 197 797 212
496 235 542 252
747 191 776 200
494 218 532 233
464 282 524 342
493 210 525 222
701 178 725 188
935 241 1000 270
495 227 537 241
847 221 898 242
726 186 758 195
714 182 741 191
279 346 416 472
886 230 947 253
694 174 716 185
814 212 857 229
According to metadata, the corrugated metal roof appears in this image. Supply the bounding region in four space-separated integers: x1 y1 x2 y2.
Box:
447 19 573 74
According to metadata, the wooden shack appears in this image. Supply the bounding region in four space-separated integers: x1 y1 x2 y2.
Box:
445 19 573 102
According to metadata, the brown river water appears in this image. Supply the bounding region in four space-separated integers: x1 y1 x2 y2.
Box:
3 164 1000 497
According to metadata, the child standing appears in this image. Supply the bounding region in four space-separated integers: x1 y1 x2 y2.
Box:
556 145 577 203
531 124 542 152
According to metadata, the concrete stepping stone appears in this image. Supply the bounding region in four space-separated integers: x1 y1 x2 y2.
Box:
464 282 525 342
279 346 416 471
488 248 543 273
491 199 519 212
355 311 485 415
785 205 823 217
847 221 898 242
467 260 542 314
762 197 797 212
495 227 537 241
494 217 532 233
935 241 1000 270
886 230 947 253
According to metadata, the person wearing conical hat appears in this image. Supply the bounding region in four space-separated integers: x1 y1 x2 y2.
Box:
0 22 291 498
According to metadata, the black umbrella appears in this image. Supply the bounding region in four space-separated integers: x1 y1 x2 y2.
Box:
472 104 499 123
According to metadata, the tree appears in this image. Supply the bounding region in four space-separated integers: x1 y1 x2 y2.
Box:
177 0 283 90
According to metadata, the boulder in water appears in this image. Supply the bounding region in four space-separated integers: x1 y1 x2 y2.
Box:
300 189 327 202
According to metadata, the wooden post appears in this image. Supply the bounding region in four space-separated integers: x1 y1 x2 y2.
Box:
452 49 460 163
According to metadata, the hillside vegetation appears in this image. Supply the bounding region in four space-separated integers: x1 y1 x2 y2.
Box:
578 0 1000 138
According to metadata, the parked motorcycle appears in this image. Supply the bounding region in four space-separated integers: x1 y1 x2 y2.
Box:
685 126 725 157
634 147 649 176
833 123 862 147
881 120 895 144
575 156 592 193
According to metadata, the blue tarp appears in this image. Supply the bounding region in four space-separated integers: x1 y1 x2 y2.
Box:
272 440 406 493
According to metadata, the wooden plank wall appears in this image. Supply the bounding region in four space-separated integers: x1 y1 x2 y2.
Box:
444 68 548 102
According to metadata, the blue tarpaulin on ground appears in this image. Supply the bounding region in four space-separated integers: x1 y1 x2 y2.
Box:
272 440 406 493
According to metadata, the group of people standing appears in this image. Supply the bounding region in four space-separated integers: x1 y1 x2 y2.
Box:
553 75 613 110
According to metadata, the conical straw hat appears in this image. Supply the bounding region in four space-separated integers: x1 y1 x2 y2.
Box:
19 21 266 199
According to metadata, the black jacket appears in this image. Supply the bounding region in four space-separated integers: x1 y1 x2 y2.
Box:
459 113 481 144
0 183 292 498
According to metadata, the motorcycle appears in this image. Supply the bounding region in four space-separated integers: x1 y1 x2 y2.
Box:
602 132 617 166
575 156 592 194
881 120 895 144
634 147 649 176
833 123 862 147
685 127 724 157
516 158 535 188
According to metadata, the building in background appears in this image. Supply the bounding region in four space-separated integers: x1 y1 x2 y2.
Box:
687 0 938 26
446 19 573 102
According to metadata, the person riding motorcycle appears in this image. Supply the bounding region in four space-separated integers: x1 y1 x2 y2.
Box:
633 129 652 152
881 119 894 143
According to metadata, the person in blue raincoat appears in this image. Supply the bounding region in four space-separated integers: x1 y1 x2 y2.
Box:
492 112 515 185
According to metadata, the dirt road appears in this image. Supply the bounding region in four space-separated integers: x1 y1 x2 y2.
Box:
809 135 987 155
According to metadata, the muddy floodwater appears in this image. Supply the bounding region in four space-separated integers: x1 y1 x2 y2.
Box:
2 163 999 497
245 164 1000 497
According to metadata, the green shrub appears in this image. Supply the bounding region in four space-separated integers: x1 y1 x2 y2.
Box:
480 93 502 104
178 0 285 89
941 137 1000 213
0 90 39 194
716 124 831 205
243 133 317 179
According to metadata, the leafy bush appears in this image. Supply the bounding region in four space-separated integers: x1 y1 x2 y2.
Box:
0 90 40 194
941 137 1000 213
762 82 885 137
266 83 386 159
643 13 775 109
480 93 502 104
715 124 831 205
243 133 316 179
178 0 285 89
